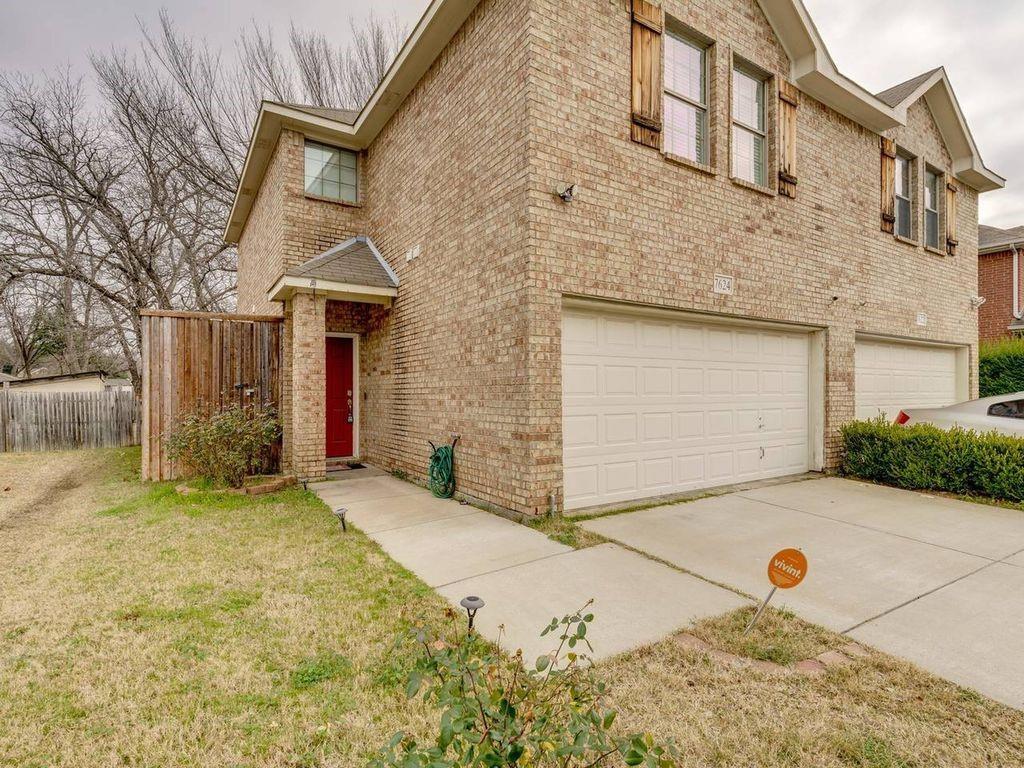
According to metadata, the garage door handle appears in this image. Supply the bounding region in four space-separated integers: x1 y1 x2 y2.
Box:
760 447 765 460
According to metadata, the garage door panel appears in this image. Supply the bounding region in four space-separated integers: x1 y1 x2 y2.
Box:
855 338 961 421
564 308 813 510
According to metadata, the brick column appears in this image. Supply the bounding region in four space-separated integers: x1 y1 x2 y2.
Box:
824 324 856 470
288 291 327 480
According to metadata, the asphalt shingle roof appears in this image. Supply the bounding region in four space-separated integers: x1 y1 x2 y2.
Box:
979 224 1024 252
874 68 941 108
286 236 398 289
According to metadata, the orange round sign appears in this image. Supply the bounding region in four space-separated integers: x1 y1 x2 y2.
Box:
767 548 807 589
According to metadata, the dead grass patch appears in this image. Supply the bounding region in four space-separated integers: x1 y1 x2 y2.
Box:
528 515 608 549
600 607 1024 767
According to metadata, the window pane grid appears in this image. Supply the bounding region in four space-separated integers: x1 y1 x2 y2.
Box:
894 155 913 239
924 169 940 248
664 30 708 164
731 64 766 186
304 140 358 203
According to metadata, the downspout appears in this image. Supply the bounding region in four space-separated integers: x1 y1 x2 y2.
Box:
1013 244 1024 321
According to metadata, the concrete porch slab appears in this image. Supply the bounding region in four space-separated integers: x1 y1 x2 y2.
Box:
739 478 1024 561
370 511 571 587
849 563 1024 708
437 543 749 663
581 492 987 632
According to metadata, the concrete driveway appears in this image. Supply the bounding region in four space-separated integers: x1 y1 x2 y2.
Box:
315 474 746 662
582 477 1024 708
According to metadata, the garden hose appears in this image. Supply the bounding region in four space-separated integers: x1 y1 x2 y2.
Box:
428 438 457 498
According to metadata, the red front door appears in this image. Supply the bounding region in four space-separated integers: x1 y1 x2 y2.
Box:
326 337 354 457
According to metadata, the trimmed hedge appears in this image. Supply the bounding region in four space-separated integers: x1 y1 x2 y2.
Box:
980 337 1024 397
841 417 1024 503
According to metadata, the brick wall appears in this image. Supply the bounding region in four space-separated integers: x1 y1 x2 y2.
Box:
979 250 1022 341
521 0 980 512
237 0 984 514
236 0 534 502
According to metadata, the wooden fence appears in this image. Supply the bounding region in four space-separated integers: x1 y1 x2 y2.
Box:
0 388 140 452
141 310 283 481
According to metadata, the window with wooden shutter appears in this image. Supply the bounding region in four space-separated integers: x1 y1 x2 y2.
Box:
880 137 896 234
946 180 958 256
778 80 799 197
631 0 663 149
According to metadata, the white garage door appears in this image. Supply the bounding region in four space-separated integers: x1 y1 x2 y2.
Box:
855 338 961 420
562 306 812 511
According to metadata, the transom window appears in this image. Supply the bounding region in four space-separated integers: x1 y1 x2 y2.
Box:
895 153 913 239
924 168 940 249
663 30 708 164
732 64 766 186
304 140 358 203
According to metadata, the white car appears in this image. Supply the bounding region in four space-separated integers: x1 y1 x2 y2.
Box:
896 393 1024 436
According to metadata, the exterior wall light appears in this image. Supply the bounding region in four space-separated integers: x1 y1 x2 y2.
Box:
556 183 577 202
460 595 485 633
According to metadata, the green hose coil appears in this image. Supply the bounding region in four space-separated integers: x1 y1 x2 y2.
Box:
428 440 456 498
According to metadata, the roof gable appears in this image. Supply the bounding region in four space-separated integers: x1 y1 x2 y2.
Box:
872 67 1002 193
225 0 1005 243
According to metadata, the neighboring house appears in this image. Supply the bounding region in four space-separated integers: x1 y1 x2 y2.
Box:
5 371 131 393
226 0 1003 515
978 224 1024 341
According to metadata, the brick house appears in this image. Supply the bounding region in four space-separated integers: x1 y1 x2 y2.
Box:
226 0 1003 516
978 224 1024 341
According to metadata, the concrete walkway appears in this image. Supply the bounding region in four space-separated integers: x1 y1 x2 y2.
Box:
582 477 1024 708
314 475 746 662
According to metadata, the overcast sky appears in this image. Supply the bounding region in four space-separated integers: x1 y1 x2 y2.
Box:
1 0 1020 226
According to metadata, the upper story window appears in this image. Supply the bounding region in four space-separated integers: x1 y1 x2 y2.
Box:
663 29 709 164
924 167 940 249
731 64 766 186
894 153 913 239
304 140 358 203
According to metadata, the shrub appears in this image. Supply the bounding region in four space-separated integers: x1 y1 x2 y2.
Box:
979 337 1024 397
166 404 280 488
372 603 679 768
841 417 1024 503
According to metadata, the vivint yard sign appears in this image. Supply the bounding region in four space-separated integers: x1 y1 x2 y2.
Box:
744 548 808 635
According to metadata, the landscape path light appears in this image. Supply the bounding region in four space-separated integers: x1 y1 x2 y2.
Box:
460 596 485 633
333 507 347 532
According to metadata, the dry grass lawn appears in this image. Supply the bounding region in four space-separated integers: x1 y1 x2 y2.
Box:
2 449 1023 767
0 448 445 767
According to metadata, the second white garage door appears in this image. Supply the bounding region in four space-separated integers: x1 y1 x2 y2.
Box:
855 338 962 421
562 306 813 511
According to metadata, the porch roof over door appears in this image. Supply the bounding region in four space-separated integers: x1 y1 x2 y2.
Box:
267 235 399 305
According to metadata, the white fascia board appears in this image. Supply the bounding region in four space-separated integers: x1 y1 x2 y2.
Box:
267 275 398 305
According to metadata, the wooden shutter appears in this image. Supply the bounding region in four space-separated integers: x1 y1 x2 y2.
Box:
880 137 896 234
778 80 799 198
630 0 663 149
946 180 959 256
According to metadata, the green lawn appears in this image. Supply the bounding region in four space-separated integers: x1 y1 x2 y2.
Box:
1 448 1023 768
0 448 446 767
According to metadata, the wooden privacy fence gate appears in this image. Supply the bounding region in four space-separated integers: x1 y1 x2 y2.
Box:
141 310 283 481
0 389 140 452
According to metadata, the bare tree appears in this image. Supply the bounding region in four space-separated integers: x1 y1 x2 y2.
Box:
0 11 406 391
0 278 62 376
